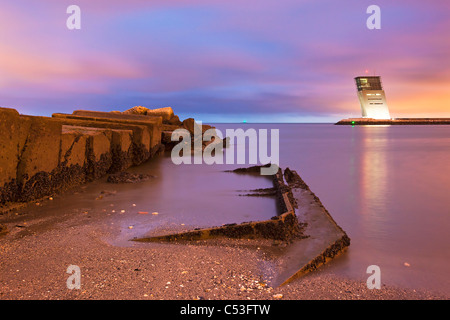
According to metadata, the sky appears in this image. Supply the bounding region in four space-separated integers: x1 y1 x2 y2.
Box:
0 0 449 122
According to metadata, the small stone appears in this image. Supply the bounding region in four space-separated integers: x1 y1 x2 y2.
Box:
152 212 159 215
272 294 283 299
404 262 411 267
128 226 134 229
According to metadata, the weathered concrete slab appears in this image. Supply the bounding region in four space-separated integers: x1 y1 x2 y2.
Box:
132 166 350 287
0 108 30 203
133 193 300 242
271 169 350 286
60 128 88 167
132 167 302 242
15 116 63 201
51 115 152 166
110 129 133 173
0 107 166 209
16 116 62 182
60 111 162 149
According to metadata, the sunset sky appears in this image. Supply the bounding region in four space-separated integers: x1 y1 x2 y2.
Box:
1 0 449 122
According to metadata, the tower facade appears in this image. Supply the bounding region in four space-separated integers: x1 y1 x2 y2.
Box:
355 76 391 119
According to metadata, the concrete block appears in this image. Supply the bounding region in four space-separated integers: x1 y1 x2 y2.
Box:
69 110 162 148
51 115 152 165
0 108 31 204
110 129 133 172
60 128 88 167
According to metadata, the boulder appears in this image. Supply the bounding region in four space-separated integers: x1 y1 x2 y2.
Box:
182 118 202 136
146 107 174 122
167 114 182 126
123 106 149 115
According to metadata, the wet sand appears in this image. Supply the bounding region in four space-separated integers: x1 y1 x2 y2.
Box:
0 194 446 300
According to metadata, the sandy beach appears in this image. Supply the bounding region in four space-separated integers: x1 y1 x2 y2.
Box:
0 194 446 301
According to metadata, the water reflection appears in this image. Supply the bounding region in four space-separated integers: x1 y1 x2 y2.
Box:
358 127 390 241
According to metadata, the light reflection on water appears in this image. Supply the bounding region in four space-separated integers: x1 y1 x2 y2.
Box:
35 123 449 295
212 123 449 295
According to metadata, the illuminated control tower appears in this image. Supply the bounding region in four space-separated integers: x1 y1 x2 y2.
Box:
355 76 391 119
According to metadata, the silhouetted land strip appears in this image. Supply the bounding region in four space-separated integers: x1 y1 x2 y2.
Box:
336 118 450 125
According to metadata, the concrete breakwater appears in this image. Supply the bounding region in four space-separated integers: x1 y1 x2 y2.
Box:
0 106 210 210
1 107 351 284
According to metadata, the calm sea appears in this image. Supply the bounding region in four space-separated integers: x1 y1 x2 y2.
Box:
71 123 449 295
213 123 450 295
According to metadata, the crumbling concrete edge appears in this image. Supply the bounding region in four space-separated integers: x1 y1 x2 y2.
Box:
133 192 299 243
279 168 351 285
132 166 351 286
280 235 351 286
133 167 304 242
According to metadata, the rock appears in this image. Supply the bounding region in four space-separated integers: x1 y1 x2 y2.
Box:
123 106 149 115
201 124 212 133
0 224 8 236
272 294 283 299
182 118 202 136
106 172 154 183
146 107 174 122
167 115 182 126
221 136 230 148
230 164 273 173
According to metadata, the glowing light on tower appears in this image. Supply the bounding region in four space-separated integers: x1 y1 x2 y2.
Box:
354 76 391 119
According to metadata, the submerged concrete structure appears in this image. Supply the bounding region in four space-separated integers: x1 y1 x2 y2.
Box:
133 165 351 286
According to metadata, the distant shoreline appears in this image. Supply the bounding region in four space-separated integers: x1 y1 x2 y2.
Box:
336 118 450 125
